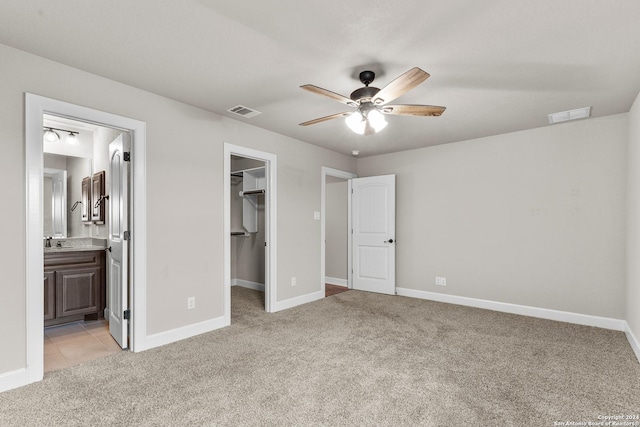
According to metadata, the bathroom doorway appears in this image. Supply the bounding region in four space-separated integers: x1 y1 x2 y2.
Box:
42 115 133 372
223 143 277 323
42 115 127 372
25 94 147 385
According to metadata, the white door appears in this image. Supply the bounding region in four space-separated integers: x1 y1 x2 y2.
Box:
108 134 130 349
351 174 396 295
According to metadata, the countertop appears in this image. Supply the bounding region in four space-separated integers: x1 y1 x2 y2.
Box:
44 237 107 254
44 245 107 253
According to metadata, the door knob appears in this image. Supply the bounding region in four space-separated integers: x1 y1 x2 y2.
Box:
385 239 394 243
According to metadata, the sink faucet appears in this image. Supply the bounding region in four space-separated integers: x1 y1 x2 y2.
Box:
45 237 52 248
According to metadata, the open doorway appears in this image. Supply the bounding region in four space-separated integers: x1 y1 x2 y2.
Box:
321 167 357 297
42 115 128 372
230 155 266 315
25 94 147 387
224 143 277 323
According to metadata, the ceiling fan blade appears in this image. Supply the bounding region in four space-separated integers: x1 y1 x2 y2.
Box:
299 112 352 126
300 85 355 106
371 67 430 105
381 104 446 116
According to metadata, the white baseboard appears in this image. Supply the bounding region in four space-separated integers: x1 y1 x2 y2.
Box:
325 277 347 287
143 315 227 351
272 290 324 313
0 368 28 393
625 322 640 364
396 287 626 332
231 278 265 292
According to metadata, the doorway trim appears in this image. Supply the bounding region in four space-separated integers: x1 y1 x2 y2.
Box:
25 94 147 385
321 167 357 296
224 143 277 322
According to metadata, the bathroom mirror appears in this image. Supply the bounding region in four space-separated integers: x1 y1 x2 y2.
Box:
43 153 93 238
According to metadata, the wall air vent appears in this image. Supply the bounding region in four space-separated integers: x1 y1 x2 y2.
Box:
227 105 261 118
548 107 591 124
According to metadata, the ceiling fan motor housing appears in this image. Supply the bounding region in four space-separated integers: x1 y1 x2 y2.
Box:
350 86 380 103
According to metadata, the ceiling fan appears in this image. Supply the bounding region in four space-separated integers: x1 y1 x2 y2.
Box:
299 67 445 135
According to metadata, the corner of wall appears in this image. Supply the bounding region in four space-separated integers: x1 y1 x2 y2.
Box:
626 89 640 362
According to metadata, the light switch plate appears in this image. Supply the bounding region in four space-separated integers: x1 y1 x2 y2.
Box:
313 211 321 220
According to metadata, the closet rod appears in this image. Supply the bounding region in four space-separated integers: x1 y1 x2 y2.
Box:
240 189 265 196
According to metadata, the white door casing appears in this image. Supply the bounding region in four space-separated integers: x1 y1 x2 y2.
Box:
22 93 146 392
351 174 396 295
108 134 130 349
223 143 278 320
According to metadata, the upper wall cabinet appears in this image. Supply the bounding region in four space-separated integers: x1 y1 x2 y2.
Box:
91 171 106 224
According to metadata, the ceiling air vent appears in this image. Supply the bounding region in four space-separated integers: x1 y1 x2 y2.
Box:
227 105 261 118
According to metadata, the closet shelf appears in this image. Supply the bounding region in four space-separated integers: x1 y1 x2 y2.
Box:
233 166 265 234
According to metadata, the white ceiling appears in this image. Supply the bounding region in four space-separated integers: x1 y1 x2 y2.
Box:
2 1 640 157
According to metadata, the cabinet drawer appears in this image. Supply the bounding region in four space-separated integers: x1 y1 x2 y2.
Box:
45 251 103 269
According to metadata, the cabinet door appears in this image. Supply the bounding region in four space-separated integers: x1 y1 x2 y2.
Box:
81 176 91 223
44 271 56 321
91 171 105 223
55 267 102 318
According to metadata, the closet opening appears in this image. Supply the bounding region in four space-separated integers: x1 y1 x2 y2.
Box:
224 143 277 322
230 155 267 312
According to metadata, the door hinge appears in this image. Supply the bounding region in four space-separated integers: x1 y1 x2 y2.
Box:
123 309 131 320
123 152 131 162
123 230 131 241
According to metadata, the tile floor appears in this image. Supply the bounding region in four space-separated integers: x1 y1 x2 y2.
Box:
44 320 123 373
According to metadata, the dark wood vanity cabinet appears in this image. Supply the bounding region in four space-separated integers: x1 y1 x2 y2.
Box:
43 271 55 321
44 250 106 327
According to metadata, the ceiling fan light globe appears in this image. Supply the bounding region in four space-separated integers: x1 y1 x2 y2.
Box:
368 109 388 132
346 111 366 134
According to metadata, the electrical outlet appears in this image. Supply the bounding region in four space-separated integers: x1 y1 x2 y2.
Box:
187 297 196 310
435 277 447 286
291 277 297 286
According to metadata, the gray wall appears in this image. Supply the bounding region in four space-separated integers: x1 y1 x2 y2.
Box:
358 114 628 319
0 43 356 375
627 91 640 341
325 177 348 281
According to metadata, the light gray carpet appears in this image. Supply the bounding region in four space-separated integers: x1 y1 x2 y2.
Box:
1 287 639 426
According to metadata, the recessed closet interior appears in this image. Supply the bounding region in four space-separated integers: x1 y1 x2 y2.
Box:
231 155 266 307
